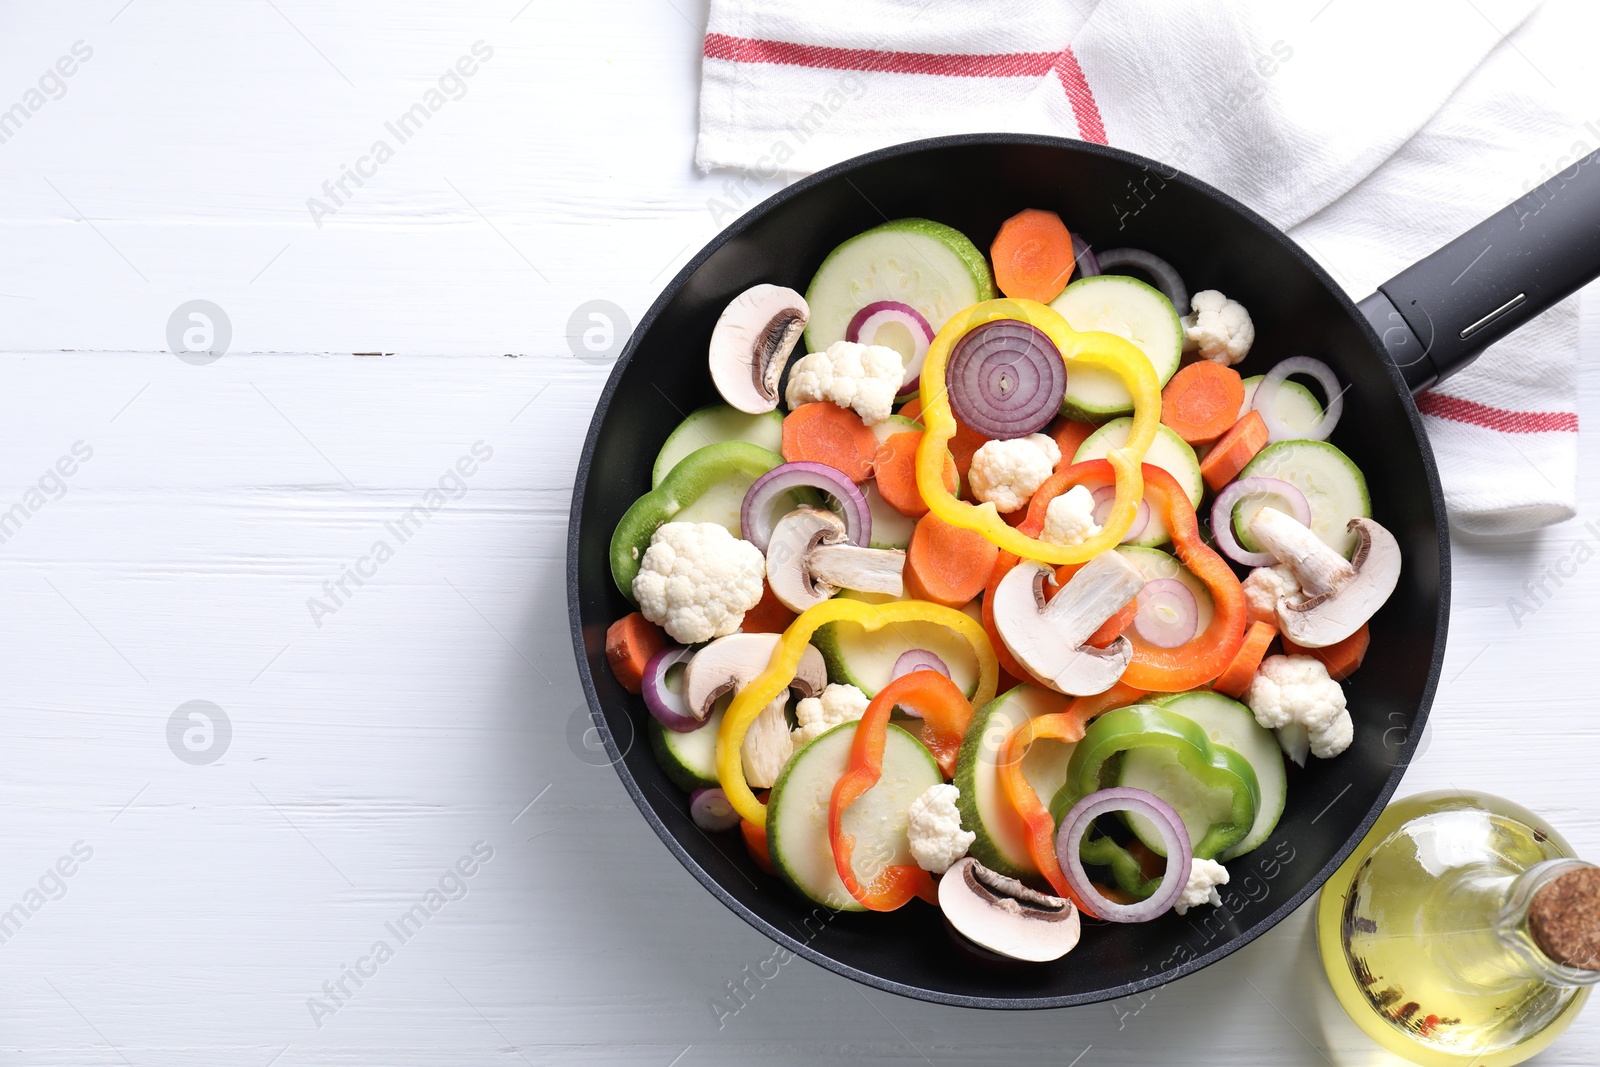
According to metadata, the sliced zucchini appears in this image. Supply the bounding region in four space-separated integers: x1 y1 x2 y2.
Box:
863 483 916 550
652 405 785 488
767 721 940 911
804 219 995 355
1116 546 1215 657
1237 439 1371 557
668 444 817 539
1239 375 1324 436
811 591 981 698
952 684 1077 879
1146 690 1287 861
1117 747 1239 860
870 412 924 444
1050 275 1184 419
1074 418 1203 508
648 694 726 792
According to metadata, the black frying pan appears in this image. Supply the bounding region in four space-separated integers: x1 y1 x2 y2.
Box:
566 134 1600 1008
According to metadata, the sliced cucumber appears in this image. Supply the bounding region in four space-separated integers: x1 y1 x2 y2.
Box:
1239 375 1324 436
953 684 1077 879
648 693 726 792
1051 275 1184 419
652 405 785 489
1075 418 1204 509
804 219 995 355
1237 439 1371 558
811 591 981 698
1142 691 1287 861
768 721 940 911
1116 546 1214 656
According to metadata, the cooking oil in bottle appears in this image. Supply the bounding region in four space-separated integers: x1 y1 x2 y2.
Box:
1318 791 1600 1065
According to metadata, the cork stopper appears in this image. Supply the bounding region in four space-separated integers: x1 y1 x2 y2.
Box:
1529 866 1600 971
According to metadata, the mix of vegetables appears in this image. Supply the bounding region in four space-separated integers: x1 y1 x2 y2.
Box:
602 208 1401 962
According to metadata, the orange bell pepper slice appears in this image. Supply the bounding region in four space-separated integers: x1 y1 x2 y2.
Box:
827 671 967 911
995 682 1147 912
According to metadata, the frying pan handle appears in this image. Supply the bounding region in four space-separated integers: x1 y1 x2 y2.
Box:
1357 147 1600 394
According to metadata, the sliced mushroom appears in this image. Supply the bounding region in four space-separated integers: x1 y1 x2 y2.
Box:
742 692 794 789
766 506 905 612
1247 507 1401 648
939 857 1080 962
681 632 827 722
991 554 1145 695
708 284 809 414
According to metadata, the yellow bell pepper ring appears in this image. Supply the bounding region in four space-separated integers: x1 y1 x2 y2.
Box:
914 298 1161 564
716 598 999 827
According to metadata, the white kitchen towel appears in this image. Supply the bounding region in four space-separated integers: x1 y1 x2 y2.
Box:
696 0 1582 534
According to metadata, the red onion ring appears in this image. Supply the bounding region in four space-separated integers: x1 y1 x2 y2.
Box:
1057 787 1192 922
740 461 870 553
1210 477 1313 567
846 301 934 398
1090 485 1150 543
887 650 951 717
1070 233 1100 281
642 646 704 732
1095 248 1188 312
946 319 1066 440
1253 356 1344 442
690 787 741 832
1133 578 1199 649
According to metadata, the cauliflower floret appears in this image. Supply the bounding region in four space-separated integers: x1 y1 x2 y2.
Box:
1242 564 1304 625
631 522 765 645
1182 289 1254 365
967 434 1061 513
790 683 870 747
784 340 904 426
1172 858 1230 916
906 783 975 875
1244 654 1353 759
1041 484 1102 547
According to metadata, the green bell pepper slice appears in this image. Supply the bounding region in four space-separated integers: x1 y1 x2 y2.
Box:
1062 704 1261 862
608 441 784 599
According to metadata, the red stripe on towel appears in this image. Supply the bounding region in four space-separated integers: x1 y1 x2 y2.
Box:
702 33 1111 144
1417 391 1577 433
1053 48 1107 144
704 33 1060 78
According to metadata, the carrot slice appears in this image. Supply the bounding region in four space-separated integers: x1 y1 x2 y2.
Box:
991 208 1076 303
897 396 923 421
781 401 879 482
739 582 796 634
1213 620 1276 697
874 431 956 517
949 416 990 490
1199 409 1269 493
983 553 1031 680
1283 624 1370 681
904 512 999 607
1046 416 1097 469
605 612 666 695
1161 361 1246 444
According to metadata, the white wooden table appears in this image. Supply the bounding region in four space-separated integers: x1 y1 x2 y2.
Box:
1 2 1596 1063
